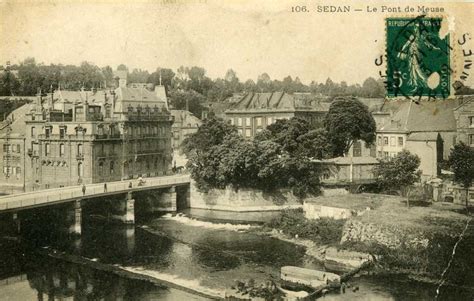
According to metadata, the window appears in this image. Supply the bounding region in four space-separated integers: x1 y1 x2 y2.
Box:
105 106 111 118
16 167 21 176
377 135 382 146
398 137 404 147
245 129 252 137
353 141 362 157
59 128 66 139
245 117 251 127
99 162 104 175
31 127 36 138
16 144 20 153
470 116 474 127
256 128 262 134
237 118 242 126
383 151 389 158
59 144 65 157
267 117 273 125
470 135 474 145
229 118 234 125
390 137 396 146
110 161 115 174
45 143 50 156
238 129 243 135
77 144 83 155
383 137 389 145
45 128 51 138
78 162 83 177
256 117 262 127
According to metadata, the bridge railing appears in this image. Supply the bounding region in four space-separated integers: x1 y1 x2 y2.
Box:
0 174 191 211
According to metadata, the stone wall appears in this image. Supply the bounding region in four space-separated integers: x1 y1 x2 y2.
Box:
190 183 301 211
341 220 429 250
303 202 355 220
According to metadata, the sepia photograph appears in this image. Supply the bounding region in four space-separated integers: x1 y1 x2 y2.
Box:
0 0 473 300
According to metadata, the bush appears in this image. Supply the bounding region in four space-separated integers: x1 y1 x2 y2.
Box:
267 209 345 245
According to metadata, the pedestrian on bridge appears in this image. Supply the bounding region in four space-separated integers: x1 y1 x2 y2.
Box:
82 184 86 196
104 182 107 192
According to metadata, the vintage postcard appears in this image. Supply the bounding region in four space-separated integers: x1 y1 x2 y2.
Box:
0 0 473 300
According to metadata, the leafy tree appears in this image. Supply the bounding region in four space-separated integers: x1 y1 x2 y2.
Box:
168 89 207 118
101 66 114 88
448 142 474 208
324 97 376 156
128 68 150 83
183 117 322 197
182 117 237 156
117 64 128 71
374 150 421 202
0 71 20 96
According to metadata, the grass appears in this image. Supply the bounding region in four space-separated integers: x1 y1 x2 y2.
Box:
266 208 345 245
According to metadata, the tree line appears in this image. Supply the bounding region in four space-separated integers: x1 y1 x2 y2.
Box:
0 58 389 115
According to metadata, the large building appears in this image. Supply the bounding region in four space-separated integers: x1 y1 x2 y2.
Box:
224 92 330 138
0 80 174 193
374 100 460 179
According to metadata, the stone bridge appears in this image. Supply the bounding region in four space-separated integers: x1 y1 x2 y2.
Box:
0 174 191 236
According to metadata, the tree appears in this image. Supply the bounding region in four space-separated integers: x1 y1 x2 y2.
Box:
168 89 207 118
182 117 237 156
117 64 128 72
374 150 421 204
324 97 376 157
183 117 322 197
448 142 474 208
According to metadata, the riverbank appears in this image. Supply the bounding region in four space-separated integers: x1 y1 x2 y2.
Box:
262 193 474 290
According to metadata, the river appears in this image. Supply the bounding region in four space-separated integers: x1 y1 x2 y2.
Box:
0 208 472 300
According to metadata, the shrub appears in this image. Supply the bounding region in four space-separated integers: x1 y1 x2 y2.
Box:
267 209 345 245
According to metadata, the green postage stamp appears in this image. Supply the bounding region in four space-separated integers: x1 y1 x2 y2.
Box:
386 17 450 98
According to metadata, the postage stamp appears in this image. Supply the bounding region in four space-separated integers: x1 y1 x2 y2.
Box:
386 17 451 98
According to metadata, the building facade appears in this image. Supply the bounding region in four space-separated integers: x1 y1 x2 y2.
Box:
0 81 174 192
375 100 459 180
170 109 202 167
224 92 329 138
453 96 474 146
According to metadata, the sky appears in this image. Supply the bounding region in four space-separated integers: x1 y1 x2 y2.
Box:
1 0 473 86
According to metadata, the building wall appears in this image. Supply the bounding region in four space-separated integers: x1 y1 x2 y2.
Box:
226 112 295 138
225 111 325 139
406 140 439 180
454 100 474 147
0 137 25 193
376 132 407 158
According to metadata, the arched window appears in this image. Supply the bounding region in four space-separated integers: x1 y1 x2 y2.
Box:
78 162 83 177
99 161 104 175
59 143 65 157
31 127 36 138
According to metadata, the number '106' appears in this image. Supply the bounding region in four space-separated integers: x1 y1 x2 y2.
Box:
291 6 308 12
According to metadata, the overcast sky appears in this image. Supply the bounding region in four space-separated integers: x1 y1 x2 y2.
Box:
1 1 473 85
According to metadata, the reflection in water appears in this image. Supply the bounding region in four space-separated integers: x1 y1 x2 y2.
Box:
0 208 473 300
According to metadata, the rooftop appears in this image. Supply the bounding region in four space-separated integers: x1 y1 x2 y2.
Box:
226 92 330 112
379 100 461 133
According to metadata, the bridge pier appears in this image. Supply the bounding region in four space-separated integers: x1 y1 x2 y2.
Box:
153 186 176 212
110 192 135 224
67 200 82 235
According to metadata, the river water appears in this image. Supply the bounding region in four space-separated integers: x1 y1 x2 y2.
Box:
0 208 472 300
